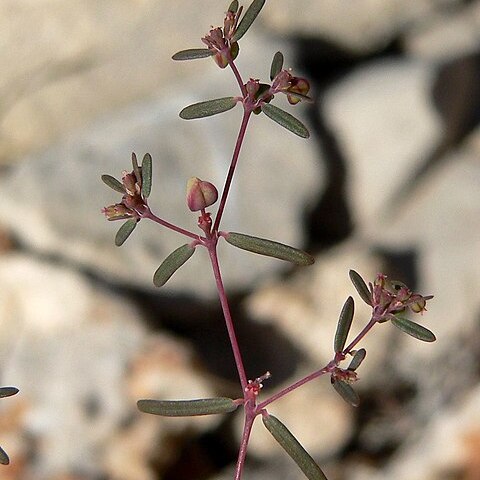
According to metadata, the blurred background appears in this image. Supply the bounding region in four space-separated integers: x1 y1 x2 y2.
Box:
0 1 479 479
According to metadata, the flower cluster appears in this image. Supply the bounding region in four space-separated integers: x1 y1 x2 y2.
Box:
371 274 433 323
271 69 311 105
201 3 240 68
101 153 150 222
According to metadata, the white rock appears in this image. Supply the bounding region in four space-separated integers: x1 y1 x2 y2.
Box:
0 0 242 162
323 58 442 230
349 385 480 480
262 0 460 53
0 254 217 479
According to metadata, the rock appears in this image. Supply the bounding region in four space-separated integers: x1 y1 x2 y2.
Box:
0 44 322 297
323 58 442 231
348 385 480 480
0 0 242 163
262 0 461 54
406 1 480 61
0 254 217 479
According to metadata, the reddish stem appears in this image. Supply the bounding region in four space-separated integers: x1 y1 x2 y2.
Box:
234 408 255 480
212 109 252 232
208 243 248 390
142 207 201 241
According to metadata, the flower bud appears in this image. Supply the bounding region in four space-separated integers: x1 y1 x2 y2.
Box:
409 294 427 313
186 177 218 212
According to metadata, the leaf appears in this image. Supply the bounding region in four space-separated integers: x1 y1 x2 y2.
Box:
262 414 328 480
132 152 141 184
391 316 436 342
349 270 372 306
261 103 310 138
228 0 239 12
172 48 215 61
101 174 125 194
137 397 238 416
153 244 196 287
141 153 152 198
334 296 355 353
0 387 18 399
0 446 9 465
270 51 284 80
224 232 314 266
331 379 360 407
348 348 367 371
115 219 137 246
232 0 266 42
179 97 237 120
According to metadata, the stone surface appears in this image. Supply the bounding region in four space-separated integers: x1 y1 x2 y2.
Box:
0 0 238 163
263 0 460 53
323 58 442 230
348 385 480 480
0 254 217 479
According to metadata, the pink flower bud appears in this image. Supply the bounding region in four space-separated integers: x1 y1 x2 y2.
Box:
186 177 218 212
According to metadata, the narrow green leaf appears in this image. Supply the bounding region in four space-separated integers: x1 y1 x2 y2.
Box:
115 219 137 247
261 103 310 138
262 414 328 480
141 153 152 198
349 270 372 306
101 174 125 194
224 232 314 266
172 48 215 61
179 97 237 120
137 397 238 417
391 317 436 342
0 387 18 399
232 0 266 42
270 51 284 80
153 244 195 287
331 379 360 407
348 348 367 371
334 296 355 353
0 446 9 465
132 152 141 184
228 0 239 12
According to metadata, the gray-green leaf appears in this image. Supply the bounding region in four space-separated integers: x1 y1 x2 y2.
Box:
262 414 328 480
0 446 9 465
180 97 237 120
270 51 284 80
101 174 125 194
334 296 355 353
332 379 360 407
349 270 372 306
115 219 137 247
261 103 310 138
391 316 436 342
228 0 239 13
0 387 18 399
224 232 314 266
141 153 152 198
172 48 215 61
232 0 266 42
137 397 238 416
153 244 196 287
348 349 367 371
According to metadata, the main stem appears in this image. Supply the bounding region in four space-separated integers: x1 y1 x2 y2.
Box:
208 245 248 390
213 109 251 232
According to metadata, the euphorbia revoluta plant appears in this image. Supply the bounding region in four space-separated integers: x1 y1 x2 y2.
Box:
101 1 436 479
